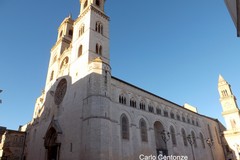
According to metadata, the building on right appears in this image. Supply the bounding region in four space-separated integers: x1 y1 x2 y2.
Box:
218 75 240 160
224 0 240 37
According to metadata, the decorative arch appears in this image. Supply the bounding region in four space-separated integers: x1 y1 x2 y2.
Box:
60 57 69 70
44 120 62 160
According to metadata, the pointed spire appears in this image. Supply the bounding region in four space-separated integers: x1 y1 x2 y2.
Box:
218 74 226 83
218 74 229 86
68 13 72 19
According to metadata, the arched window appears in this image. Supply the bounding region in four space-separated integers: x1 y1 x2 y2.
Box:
130 98 136 108
95 22 103 34
99 45 102 55
148 105 154 113
199 133 205 148
50 71 54 81
59 30 63 38
181 128 188 146
60 57 69 70
222 90 228 97
182 115 186 122
170 126 177 145
96 43 102 55
140 119 148 142
176 114 180 120
121 114 129 140
148 103 154 113
100 25 103 34
96 43 99 54
140 101 146 110
84 0 88 9
196 120 199 126
119 94 126 105
192 119 195 125
191 131 197 148
163 110 168 117
170 112 175 119
96 0 100 6
68 29 73 37
79 24 85 37
78 45 83 57
187 117 190 123
156 108 161 115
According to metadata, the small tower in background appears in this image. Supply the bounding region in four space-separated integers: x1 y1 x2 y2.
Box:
218 75 240 160
218 75 240 130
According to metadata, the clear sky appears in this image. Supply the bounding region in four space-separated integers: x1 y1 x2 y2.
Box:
1 0 240 130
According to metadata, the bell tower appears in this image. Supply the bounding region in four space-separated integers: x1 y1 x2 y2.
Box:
80 0 105 14
218 75 240 130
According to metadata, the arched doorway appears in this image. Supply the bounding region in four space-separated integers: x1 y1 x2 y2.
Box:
44 127 60 160
154 121 168 156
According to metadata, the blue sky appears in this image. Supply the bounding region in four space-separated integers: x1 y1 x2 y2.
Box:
1 0 240 130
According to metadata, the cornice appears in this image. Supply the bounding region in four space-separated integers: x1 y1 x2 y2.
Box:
222 108 240 115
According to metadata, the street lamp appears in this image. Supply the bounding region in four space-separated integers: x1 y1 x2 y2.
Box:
206 138 214 160
187 134 196 160
158 130 170 157
160 130 170 144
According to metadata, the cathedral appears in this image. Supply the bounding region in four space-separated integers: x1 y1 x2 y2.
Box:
17 0 238 160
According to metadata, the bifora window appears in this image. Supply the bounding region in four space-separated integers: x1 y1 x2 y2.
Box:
96 43 102 55
140 101 146 110
119 94 126 105
95 22 103 34
130 98 136 108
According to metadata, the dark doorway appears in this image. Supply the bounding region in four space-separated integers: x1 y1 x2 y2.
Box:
44 128 60 160
47 145 58 160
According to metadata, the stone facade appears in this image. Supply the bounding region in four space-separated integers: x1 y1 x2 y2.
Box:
22 0 227 160
0 127 25 160
218 75 240 160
